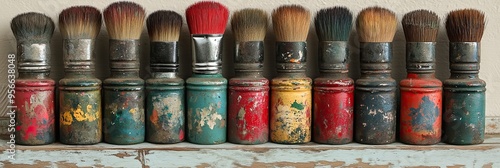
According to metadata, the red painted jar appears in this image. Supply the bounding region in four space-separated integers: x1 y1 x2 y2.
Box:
15 78 55 145
313 77 354 144
228 78 269 144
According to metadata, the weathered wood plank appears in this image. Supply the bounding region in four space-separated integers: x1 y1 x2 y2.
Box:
1 135 499 167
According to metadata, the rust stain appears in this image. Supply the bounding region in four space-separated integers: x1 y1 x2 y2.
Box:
1 160 51 168
446 165 466 168
482 163 493 168
113 152 134 158
195 163 212 168
135 149 150 168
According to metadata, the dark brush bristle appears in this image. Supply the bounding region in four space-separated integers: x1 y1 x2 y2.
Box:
146 10 182 42
11 12 54 42
272 5 311 42
103 1 145 39
356 6 397 42
186 1 229 35
59 6 102 39
314 7 353 41
446 9 485 42
231 8 268 42
402 10 440 42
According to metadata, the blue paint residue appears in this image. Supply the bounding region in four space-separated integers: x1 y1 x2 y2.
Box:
410 96 439 131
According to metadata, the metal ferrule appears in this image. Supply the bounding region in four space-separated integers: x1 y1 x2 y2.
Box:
276 42 307 73
406 42 435 73
63 39 94 73
17 42 50 73
235 41 264 73
449 42 480 74
109 39 140 72
360 42 392 73
150 41 178 73
319 41 348 73
192 35 223 74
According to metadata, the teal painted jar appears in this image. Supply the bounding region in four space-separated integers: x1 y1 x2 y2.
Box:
443 42 486 145
103 40 145 145
146 41 185 143
59 39 102 145
187 74 227 144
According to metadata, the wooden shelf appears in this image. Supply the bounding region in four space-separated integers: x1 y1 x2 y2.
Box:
1 135 500 167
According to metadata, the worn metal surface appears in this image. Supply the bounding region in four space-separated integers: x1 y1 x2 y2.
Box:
355 42 397 145
59 39 102 145
313 41 354 144
103 40 145 145
444 42 486 145
14 79 55 145
186 74 227 145
228 41 269 144
14 40 55 145
146 42 185 144
59 83 101 145
271 42 312 144
271 76 312 144
191 35 223 74
1 135 500 167
399 42 442 145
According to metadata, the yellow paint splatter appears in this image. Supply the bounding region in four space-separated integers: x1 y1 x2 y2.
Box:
61 112 73 125
130 108 137 114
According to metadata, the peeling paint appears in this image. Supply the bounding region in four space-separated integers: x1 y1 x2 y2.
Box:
271 77 312 144
14 79 55 145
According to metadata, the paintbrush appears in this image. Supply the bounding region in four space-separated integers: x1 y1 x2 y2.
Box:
102 1 146 145
186 1 229 74
58 6 103 145
185 1 229 145
11 12 56 145
227 8 270 144
231 8 267 75
354 6 398 145
312 6 355 144
145 10 185 144
443 9 486 145
399 10 443 145
314 6 352 72
270 5 312 144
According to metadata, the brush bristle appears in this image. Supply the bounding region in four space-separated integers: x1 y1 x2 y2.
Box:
272 5 310 42
11 12 54 42
314 6 353 41
186 1 229 35
446 9 485 42
231 8 268 42
146 10 182 42
402 10 439 42
59 6 102 39
103 1 145 39
356 6 397 42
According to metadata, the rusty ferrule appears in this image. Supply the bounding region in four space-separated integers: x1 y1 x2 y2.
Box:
449 42 480 74
406 42 435 73
17 41 51 73
150 41 178 74
235 41 264 73
109 39 140 73
63 39 95 73
360 42 392 73
192 35 223 74
276 42 307 73
319 41 348 73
